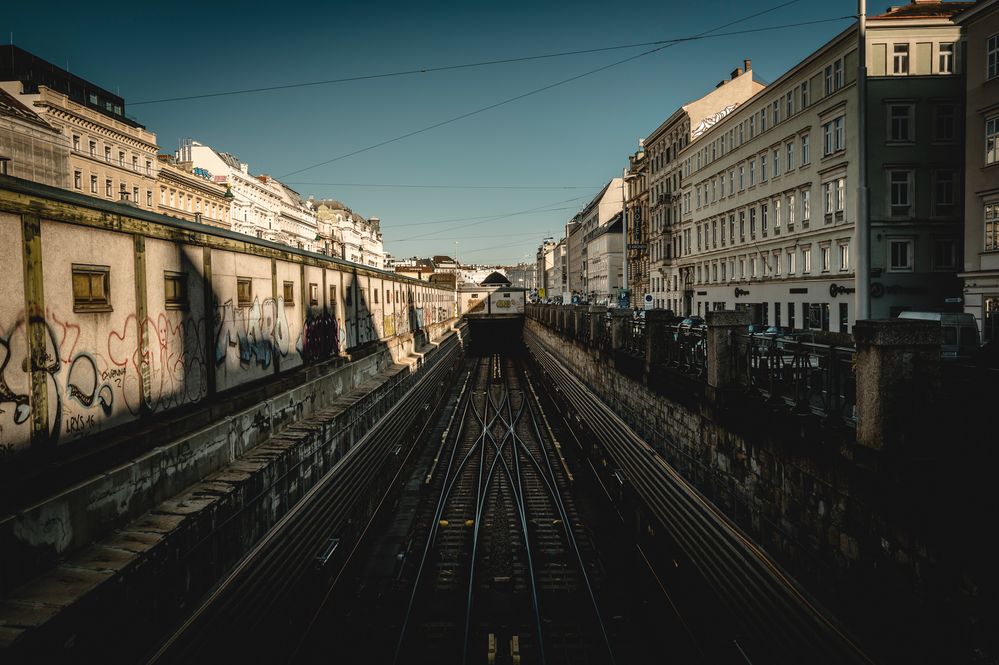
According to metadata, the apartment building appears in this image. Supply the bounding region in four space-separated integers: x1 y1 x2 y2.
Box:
155 151 231 229
645 62 765 311
956 0 999 341
1 46 159 210
672 1 967 331
624 144 649 306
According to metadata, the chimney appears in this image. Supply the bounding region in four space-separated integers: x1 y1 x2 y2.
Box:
716 80 726 88
731 67 743 80
744 59 752 72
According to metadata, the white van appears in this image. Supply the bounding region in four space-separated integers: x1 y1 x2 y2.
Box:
897 311 981 358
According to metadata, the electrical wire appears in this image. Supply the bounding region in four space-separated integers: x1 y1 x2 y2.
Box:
275 6 851 179
130 11 843 107
286 182 599 190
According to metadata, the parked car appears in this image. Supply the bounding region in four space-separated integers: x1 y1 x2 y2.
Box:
897 311 980 359
675 316 705 341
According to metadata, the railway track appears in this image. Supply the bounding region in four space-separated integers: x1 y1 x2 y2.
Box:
394 352 614 665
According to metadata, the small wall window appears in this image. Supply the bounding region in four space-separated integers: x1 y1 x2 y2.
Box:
309 283 319 306
237 277 253 307
374 288 379 304
164 271 188 310
329 285 338 315
283 281 295 304
72 264 112 313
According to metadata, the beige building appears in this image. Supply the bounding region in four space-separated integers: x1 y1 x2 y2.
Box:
957 0 999 341
155 154 232 228
645 62 765 311
0 87 70 187
624 144 649 306
1 47 159 210
669 1 967 331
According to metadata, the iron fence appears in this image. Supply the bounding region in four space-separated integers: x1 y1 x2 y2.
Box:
734 333 856 423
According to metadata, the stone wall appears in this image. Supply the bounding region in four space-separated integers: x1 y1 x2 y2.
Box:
524 316 966 660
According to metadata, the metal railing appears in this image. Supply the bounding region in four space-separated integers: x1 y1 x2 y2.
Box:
734 333 856 423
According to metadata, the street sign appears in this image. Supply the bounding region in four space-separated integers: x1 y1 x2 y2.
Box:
538 288 546 298
617 288 630 309
627 243 647 250
643 293 653 310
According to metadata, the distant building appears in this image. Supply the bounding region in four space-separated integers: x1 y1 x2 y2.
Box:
155 148 231 228
576 178 624 298
625 144 650 307
956 0 999 341
585 213 624 303
314 199 384 268
1 46 159 209
0 86 70 187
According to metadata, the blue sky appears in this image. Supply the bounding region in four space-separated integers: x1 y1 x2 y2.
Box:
5 0 899 264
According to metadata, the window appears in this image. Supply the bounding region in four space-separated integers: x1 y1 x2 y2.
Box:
773 100 781 125
787 251 796 275
72 264 111 312
934 171 956 216
823 182 834 216
750 208 757 238
133 186 139 203
739 164 745 190
373 287 379 304
939 43 954 74
760 108 767 133
749 159 756 186
890 170 912 217
786 141 795 171
105 179 112 197
986 203 999 251
839 244 850 271
934 105 956 141
893 44 909 74
889 104 913 142
802 189 811 223
761 203 769 235
984 296 999 342
821 246 831 272
801 134 810 164
774 198 782 231
90 175 97 193
788 302 796 329
89 140 96 157
760 154 768 181
823 117 845 155
146 190 152 207
802 247 812 274
104 146 111 162
836 177 846 213
309 283 319 306
932 239 957 271
801 80 810 108
988 33 998 80
889 239 914 272
118 151 125 167
237 278 253 307
825 58 844 94
164 272 188 310
774 251 782 276
72 135 80 151
74 171 81 189
773 148 781 177
739 211 746 241
987 116 998 166
345 282 353 307
787 92 794 118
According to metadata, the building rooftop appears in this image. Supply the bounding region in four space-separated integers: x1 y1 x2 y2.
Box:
873 1 974 19
0 46 143 128
0 87 53 131
480 271 512 286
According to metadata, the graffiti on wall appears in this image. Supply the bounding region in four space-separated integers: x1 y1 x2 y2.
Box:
214 296 294 370
302 311 338 362
1 308 208 452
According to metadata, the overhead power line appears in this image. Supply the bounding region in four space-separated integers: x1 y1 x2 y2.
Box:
276 6 850 179
131 8 838 107
388 194 594 229
287 182 599 190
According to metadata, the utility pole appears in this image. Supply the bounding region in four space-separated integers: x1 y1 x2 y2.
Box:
856 0 870 322
621 169 629 306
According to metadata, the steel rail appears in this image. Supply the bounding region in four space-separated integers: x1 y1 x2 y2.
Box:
392 355 488 664
148 332 462 664
525 332 876 664
516 360 616 665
